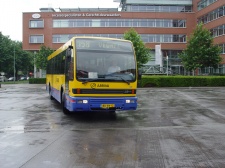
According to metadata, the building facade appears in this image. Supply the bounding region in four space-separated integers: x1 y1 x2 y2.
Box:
22 0 225 75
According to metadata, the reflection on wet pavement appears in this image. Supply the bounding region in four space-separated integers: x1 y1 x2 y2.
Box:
1 84 225 167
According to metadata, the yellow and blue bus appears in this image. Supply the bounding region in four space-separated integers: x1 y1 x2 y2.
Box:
46 37 140 114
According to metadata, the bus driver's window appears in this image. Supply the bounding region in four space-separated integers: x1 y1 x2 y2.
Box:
66 48 74 80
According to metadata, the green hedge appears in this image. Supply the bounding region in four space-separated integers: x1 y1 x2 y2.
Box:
29 78 46 84
28 76 225 87
140 75 225 87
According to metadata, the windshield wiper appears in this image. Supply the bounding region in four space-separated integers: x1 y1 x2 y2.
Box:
81 79 100 84
114 76 130 85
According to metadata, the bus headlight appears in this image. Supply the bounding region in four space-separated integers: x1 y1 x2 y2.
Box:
77 100 88 104
83 100 88 104
126 100 135 103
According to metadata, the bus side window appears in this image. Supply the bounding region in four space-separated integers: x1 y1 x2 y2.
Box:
69 62 74 80
66 47 74 80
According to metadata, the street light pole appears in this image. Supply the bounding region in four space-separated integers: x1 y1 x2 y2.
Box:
34 51 36 78
166 56 168 76
14 45 15 82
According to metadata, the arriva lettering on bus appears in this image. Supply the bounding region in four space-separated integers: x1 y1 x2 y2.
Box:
97 84 109 87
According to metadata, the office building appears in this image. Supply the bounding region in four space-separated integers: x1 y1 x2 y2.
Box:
22 0 225 75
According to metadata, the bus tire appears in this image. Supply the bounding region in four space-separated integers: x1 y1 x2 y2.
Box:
49 84 53 100
61 90 70 115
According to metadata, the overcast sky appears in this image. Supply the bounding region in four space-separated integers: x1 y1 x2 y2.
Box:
0 0 120 41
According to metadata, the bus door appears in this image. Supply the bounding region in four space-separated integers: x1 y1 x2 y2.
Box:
65 46 74 94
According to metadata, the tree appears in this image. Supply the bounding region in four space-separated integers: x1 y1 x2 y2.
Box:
13 42 33 77
123 28 151 68
35 45 54 70
0 32 12 74
178 22 222 72
0 33 33 78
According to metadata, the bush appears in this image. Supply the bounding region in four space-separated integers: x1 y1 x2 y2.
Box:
140 75 225 87
27 76 225 87
29 78 46 84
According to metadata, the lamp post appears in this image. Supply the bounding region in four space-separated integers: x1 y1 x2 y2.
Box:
34 51 36 78
166 56 168 76
14 45 15 82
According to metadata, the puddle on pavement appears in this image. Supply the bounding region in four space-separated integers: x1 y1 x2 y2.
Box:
0 126 25 133
0 125 51 133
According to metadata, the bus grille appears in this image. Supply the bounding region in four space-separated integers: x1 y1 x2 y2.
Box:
72 89 135 94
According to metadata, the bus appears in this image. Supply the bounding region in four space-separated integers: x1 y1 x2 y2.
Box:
46 36 141 114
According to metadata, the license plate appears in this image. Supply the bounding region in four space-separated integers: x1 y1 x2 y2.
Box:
101 104 115 108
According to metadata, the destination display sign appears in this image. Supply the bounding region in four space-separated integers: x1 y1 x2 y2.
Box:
75 38 133 52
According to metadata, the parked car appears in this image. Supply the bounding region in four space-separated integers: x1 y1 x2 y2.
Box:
0 76 8 82
8 77 15 81
20 76 27 80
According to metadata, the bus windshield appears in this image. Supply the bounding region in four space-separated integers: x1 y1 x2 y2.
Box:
75 38 136 83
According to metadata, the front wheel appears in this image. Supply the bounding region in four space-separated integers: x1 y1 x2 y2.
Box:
49 85 53 100
109 110 116 114
61 90 70 115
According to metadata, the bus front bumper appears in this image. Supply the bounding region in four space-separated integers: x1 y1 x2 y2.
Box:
65 96 138 112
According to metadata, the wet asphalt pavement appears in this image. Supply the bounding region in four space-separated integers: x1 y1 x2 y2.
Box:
1 84 225 168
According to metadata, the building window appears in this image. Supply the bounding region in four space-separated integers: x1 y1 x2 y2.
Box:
218 7 224 17
52 34 73 43
173 35 179 42
198 5 225 24
52 19 186 28
29 20 44 28
52 34 186 43
53 20 70 27
219 44 225 54
163 20 172 27
178 20 186 27
197 0 217 11
92 19 101 27
210 24 225 37
85 19 91 27
163 35 172 42
29 35 44 43
77 19 85 27
218 25 224 36
100 19 107 27
108 19 116 27
223 44 225 54
148 35 155 42
125 5 192 12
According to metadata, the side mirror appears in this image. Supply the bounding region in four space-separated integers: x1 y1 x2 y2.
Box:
66 49 71 58
138 69 142 80
66 46 73 58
